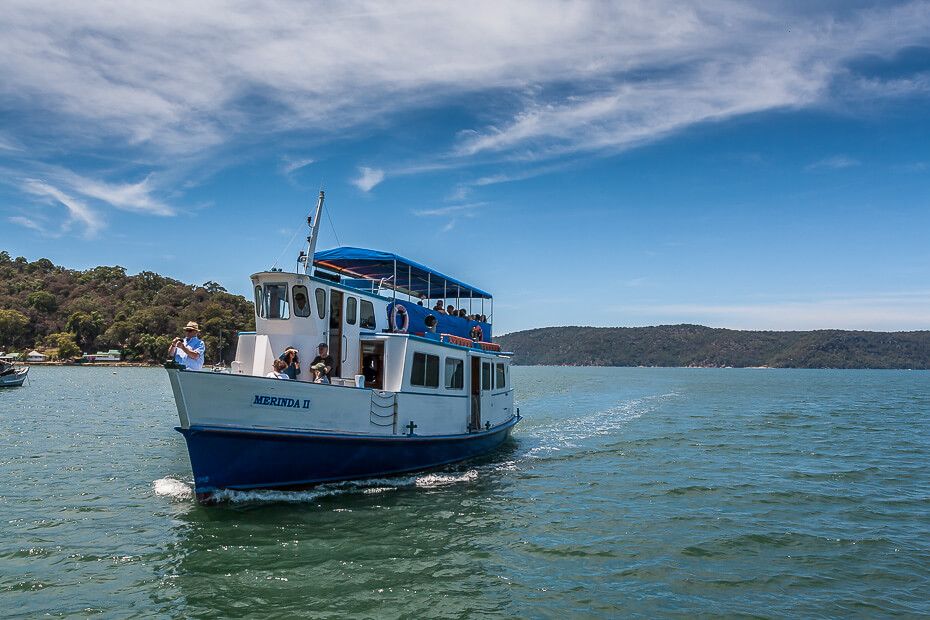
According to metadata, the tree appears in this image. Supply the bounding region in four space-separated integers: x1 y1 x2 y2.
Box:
66 311 104 349
0 309 29 347
47 332 80 360
27 290 58 313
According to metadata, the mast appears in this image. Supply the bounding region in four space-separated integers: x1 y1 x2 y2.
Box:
302 190 325 274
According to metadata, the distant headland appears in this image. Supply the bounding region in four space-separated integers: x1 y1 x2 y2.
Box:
496 325 930 369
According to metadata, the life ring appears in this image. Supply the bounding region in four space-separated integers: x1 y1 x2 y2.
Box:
390 304 409 333
470 325 483 341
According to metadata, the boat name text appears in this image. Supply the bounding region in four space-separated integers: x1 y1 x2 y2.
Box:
252 395 310 409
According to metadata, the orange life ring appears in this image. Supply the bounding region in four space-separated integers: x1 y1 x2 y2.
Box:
390 304 409 333
470 325 483 341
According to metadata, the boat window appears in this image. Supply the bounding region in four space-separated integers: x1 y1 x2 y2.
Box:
495 363 506 389
254 285 264 318
292 285 311 317
346 297 357 325
445 357 464 390
410 352 439 388
315 288 326 319
263 283 290 319
482 362 491 390
360 300 376 330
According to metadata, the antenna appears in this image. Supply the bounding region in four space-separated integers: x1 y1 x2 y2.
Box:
302 189 325 274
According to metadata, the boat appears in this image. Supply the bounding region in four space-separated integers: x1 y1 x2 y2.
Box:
0 361 28 387
166 191 519 501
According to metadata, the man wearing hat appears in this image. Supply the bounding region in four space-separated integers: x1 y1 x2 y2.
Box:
168 321 206 370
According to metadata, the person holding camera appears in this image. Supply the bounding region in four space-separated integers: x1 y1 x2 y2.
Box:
167 321 206 370
279 347 300 380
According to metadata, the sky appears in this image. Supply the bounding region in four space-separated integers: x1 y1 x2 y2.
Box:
1 1 930 334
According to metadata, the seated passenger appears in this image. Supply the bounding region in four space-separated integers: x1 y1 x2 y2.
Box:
446 304 455 316
458 309 467 318
279 347 300 380
310 343 334 383
433 300 446 314
266 359 290 379
480 314 487 322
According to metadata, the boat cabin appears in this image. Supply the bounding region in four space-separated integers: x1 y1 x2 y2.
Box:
233 247 510 425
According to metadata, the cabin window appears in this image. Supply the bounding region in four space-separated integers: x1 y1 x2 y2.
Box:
360 300 376 330
253 285 264 318
445 357 464 390
495 363 506 389
346 297 358 325
292 285 311 318
263 283 290 319
410 352 439 388
314 288 326 319
482 362 491 390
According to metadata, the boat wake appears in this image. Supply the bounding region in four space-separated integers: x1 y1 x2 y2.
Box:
152 469 480 505
525 392 677 459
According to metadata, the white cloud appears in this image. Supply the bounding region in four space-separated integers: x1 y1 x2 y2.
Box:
0 1 928 178
64 173 174 215
8 215 45 233
806 155 861 171
21 179 103 236
412 202 485 217
352 166 385 192
281 157 315 175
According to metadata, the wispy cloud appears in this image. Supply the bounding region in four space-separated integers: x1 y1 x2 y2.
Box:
352 167 385 192
805 155 861 171
21 179 103 237
281 157 315 175
412 202 485 217
8 215 46 233
64 173 174 216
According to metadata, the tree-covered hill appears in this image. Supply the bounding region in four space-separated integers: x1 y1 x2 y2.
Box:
496 324 930 369
0 252 254 363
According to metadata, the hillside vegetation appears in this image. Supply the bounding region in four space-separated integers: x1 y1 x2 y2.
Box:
496 325 930 369
0 252 254 362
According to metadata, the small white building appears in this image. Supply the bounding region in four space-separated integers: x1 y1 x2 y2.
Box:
82 349 121 362
26 350 47 363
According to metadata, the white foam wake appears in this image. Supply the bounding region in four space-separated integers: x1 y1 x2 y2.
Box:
156 469 482 504
153 477 194 500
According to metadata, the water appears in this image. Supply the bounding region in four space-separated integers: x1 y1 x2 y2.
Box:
2 366 929 617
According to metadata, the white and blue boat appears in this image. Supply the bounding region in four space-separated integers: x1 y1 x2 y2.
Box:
166 192 519 501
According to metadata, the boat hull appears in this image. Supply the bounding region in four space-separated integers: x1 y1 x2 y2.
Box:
0 367 28 387
177 417 518 499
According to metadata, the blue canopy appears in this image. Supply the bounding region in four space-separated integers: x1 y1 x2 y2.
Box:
314 246 492 299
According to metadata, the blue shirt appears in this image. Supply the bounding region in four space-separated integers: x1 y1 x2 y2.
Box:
174 336 205 370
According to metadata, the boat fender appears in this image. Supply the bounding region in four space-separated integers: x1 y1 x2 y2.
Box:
390 304 409 333
470 325 483 341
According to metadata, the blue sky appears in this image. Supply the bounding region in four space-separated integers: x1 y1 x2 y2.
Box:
1 1 930 334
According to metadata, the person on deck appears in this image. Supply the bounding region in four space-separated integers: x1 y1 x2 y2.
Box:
433 300 446 314
266 359 290 379
446 304 456 316
279 347 300 380
168 321 205 370
310 343 334 383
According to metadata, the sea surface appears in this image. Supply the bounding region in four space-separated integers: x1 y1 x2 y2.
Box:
1 366 929 618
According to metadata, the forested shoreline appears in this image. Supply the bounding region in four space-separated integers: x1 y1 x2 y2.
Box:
0 252 254 363
496 325 930 369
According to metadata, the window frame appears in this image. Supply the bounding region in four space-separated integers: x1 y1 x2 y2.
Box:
292 285 311 318
263 283 290 320
360 300 376 330
314 287 327 319
495 363 506 389
444 357 464 390
410 352 440 388
482 362 491 390
346 296 358 325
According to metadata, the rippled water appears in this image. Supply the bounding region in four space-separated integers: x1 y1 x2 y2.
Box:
2 366 929 617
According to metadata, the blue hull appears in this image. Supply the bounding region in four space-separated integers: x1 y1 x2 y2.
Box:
177 416 518 499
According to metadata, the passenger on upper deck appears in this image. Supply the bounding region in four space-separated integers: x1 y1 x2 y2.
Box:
433 300 446 314
446 304 455 316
